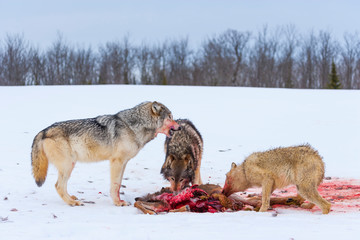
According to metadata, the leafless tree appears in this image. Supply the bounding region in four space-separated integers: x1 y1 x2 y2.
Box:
167 38 193 85
0 34 30 85
0 42 3 85
150 42 169 85
136 43 152 85
297 32 319 88
98 36 136 84
70 46 97 85
197 29 250 86
221 29 251 86
44 34 73 85
249 26 278 87
277 25 298 88
317 31 338 88
28 47 46 85
198 36 229 86
339 33 359 88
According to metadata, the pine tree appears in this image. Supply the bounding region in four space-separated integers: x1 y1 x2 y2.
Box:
327 61 341 89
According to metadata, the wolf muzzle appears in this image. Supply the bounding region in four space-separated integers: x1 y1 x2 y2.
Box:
169 125 181 136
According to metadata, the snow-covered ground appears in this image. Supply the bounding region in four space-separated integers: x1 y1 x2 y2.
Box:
0 85 359 240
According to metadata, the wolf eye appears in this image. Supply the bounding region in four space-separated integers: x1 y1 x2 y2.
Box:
170 177 175 181
179 178 184 182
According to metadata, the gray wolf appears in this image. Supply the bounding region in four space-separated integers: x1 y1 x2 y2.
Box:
222 144 331 214
31 101 180 206
161 119 203 191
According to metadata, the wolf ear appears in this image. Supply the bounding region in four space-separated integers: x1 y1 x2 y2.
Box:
166 155 175 167
151 102 162 116
186 155 194 169
231 162 237 169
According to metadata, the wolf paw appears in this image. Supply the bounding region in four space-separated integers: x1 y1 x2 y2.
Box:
71 195 78 200
258 206 269 212
114 200 130 207
68 199 84 206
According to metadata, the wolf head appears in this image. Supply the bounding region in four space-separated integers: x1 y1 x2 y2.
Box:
222 162 249 197
150 102 181 138
161 154 194 192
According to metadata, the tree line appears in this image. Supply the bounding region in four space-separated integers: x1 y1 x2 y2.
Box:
1 26 360 89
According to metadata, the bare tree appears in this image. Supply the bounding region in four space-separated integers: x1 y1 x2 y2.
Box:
136 43 152 85
149 42 169 85
45 34 73 85
0 34 30 85
339 33 359 88
70 46 97 85
277 25 298 88
28 47 46 85
197 29 250 86
98 36 136 84
168 38 193 85
297 32 318 88
249 26 278 87
356 46 360 89
0 42 3 85
198 36 229 86
221 29 251 86
317 31 338 88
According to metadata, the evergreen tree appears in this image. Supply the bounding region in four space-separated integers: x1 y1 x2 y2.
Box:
327 61 341 89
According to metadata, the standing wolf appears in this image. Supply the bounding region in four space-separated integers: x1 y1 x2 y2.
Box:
31 101 180 206
222 144 331 214
161 119 203 192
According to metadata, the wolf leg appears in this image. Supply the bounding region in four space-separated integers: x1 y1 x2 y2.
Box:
110 158 129 206
55 162 82 206
43 138 81 206
297 184 331 214
193 167 203 185
259 179 274 212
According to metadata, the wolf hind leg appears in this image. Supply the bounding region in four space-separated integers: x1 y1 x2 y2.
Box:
43 138 81 206
110 158 130 206
55 161 82 206
297 184 331 214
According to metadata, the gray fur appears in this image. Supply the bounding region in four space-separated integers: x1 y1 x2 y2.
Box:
161 119 203 191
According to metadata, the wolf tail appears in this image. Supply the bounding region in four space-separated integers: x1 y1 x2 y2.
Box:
31 131 48 187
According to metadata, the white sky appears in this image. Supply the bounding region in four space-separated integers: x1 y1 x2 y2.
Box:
0 0 359 48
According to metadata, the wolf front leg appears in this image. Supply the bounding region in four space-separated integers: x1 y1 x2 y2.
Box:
259 178 274 212
110 158 130 206
193 164 203 185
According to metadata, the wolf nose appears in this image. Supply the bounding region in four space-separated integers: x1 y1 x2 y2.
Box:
171 125 181 131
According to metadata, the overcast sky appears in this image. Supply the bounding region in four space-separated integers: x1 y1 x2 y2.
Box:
0 0 359 48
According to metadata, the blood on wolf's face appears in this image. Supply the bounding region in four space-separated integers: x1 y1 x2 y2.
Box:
156 116 181 138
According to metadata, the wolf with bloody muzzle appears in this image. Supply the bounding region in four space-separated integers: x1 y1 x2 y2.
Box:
161 119 203 192
31 101 180 206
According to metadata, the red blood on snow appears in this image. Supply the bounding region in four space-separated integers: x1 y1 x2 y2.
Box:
137 178 360 214
153 185 225 213
241 177 360 213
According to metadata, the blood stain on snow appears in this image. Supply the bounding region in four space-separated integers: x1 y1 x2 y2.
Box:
240 178 360 213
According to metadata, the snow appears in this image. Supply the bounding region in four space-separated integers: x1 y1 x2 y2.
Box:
0 85 359 240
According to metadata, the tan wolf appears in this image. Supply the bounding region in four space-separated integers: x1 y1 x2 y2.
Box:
31 101 180 206
161 119 203 191
222 144 331 214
